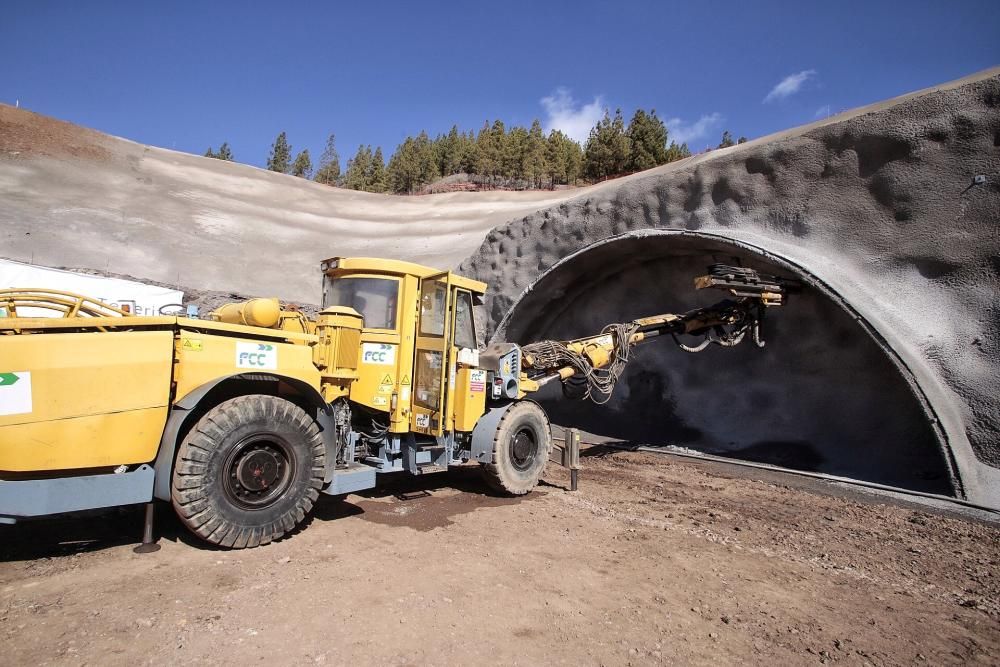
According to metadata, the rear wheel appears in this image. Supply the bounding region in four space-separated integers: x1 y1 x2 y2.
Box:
481 401 552 495
171 395 325 548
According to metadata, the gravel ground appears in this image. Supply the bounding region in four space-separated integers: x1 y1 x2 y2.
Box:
1 449 997 666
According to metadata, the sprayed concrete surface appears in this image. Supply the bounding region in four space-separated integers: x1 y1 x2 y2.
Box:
0 105 585 304
1 454 998 666
504 234 953 495
461 69 1000 508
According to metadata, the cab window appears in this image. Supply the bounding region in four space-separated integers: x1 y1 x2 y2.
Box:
454 290 477 349
419 281 447 337
326 276 399 330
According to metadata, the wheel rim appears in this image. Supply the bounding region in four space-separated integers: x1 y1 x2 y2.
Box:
510 428 538 472
223 434 295 510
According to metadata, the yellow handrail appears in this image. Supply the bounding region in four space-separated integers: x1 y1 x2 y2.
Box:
0 288 128 318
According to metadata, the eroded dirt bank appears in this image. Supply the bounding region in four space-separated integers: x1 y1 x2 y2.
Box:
1 452 997 666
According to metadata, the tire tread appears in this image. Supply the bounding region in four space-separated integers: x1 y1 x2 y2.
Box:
171 395 325 549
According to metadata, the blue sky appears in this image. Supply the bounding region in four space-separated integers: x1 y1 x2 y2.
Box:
2 1 998 167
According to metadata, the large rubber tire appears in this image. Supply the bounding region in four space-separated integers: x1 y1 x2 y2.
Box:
171 395 325 549
481 401 552 495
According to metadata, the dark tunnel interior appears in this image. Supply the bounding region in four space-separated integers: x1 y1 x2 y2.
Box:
498 233 955 495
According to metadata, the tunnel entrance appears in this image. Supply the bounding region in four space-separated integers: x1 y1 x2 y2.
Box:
496 231 956 495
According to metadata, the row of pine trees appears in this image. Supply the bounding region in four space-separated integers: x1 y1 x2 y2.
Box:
203 109 745 195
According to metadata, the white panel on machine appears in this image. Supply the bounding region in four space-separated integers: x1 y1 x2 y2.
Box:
0 259 184 317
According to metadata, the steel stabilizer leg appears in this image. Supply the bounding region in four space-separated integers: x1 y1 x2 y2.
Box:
133 502 161 554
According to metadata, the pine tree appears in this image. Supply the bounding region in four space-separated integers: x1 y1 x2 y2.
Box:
291 149 312 178
626 109 668 171
460 129 479 174
387 137 421 194
345 145 373 190
267 132 291 173
523 120 548 188
737 136 748 144
609 109 632 174
717 130 735 149
543 130 583 187
476 120 507 187
314 134 341 186
664 141 691 163
415 131 439 186
431 132 447 176
435 125 464 176
368 147 387 193
475 122 495 185
350 146 368 190
204 143 233 161
546 130 567 187
584 109 631 180
563 135 583 184
386 140 406 193
504 126 528 183
583 121 604 181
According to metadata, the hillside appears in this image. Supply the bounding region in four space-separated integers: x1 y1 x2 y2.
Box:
0 106 589 303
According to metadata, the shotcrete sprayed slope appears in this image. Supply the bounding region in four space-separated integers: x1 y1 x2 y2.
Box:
459 68 1000 506
0 106 586 304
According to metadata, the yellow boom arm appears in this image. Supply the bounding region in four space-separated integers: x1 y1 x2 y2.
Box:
517 265 798 403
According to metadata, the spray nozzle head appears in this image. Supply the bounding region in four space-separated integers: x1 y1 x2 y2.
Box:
694 264 800 305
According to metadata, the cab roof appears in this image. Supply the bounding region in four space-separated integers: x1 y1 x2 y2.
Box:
321 257 488 294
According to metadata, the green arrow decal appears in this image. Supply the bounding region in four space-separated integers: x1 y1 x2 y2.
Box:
0 373 19 387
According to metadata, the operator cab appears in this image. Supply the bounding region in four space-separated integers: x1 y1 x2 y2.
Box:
319 257 487 437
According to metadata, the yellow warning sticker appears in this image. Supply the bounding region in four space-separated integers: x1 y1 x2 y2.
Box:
378 385 393 394
381 374 393 384
372 396 388 406
400 375 410 385
181 338 203 352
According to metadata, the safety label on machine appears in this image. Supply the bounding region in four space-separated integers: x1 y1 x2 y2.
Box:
415 413 430 428
469 369 486 392
0 371 32 417
181 338 203 352
362 343 396 365
236 342 277 370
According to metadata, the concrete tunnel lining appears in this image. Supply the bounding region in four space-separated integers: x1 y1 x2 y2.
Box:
493 230 963 497
461 71 1000 508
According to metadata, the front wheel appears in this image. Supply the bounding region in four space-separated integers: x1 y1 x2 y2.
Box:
480 401 552 495
171 395 325 548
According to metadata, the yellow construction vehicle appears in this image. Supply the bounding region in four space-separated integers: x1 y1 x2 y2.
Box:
0 259 794 549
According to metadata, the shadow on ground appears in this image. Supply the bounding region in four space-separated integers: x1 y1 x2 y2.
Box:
0 465 522 561
316 465 537 532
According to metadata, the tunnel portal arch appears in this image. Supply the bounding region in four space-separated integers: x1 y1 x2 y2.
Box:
493 230 960 497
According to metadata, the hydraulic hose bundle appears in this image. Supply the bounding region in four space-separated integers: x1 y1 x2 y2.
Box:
522 321 640 404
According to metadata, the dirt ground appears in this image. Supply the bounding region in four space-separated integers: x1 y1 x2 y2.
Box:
1 448 997 666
